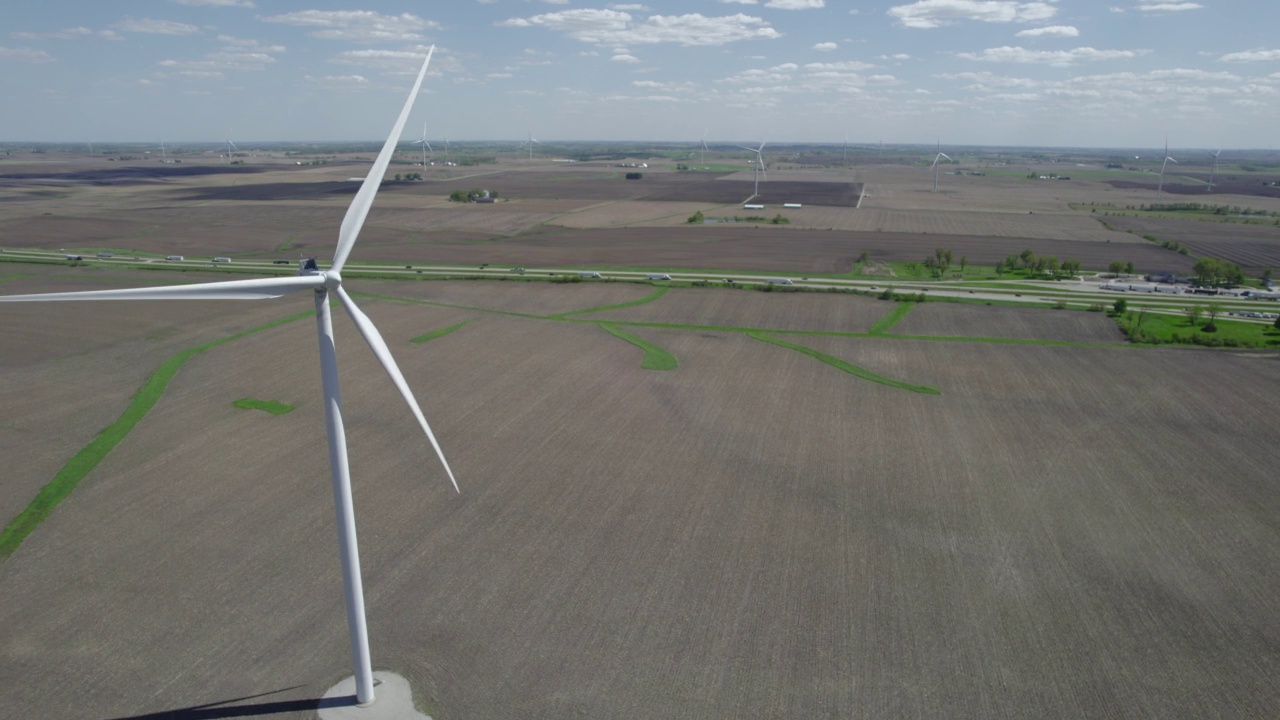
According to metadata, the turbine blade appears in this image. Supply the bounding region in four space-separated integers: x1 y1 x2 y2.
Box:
331 46 434 274
334 286 459 493
424 141 433 152
939 153 952 161
0 274 324 302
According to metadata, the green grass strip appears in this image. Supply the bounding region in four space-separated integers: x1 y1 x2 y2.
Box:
232 398 294 415
411 320 468 343
599 323 678 370
0 309 313 561
747 331 941 395
869 301 916 335
552 285 669 318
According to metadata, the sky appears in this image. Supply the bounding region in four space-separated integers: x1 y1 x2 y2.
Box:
1 1 1278 149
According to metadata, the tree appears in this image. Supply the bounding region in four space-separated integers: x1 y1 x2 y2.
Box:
1062 259 1081 276
1113 298 1127 314
959 256 967 274
1274 314 1280 330
858 251 869 263
1185 305 1203 326
1019 248 1036 268
687 210 704 224
1204 302 1223 332
1125 261 1135 274
1108 260 1126 276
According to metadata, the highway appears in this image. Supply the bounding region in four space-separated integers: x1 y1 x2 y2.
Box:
3 247 1277 323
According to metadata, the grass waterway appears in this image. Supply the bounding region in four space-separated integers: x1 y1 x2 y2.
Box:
599 323 678 370
0 310 313 561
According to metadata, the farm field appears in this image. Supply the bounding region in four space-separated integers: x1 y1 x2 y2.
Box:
888 302 1127 343
2 267 1279 719
1099 215 1280 273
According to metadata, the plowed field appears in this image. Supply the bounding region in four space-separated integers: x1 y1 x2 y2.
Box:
1100 216 1280 272
889 303 1127 342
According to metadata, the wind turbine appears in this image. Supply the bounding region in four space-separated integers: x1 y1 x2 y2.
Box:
524 130 541 161
161 141 166 162
444 136 450 162
225 137 237 163
412 122 433 167
931 145 952 193
1157 139 1176 199
700 128 708 167
1207 149 1221 193
0 48 452 709
737 140 766 198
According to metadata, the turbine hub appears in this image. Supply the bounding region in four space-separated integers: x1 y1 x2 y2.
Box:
323 270 342 290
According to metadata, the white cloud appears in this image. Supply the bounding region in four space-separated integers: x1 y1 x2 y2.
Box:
813 42 837 51
1137 2 1202 11
11 27 91 41
216 35 285 53
261 10 436 42
0 45 54 62
158 50 276 72
500 10 780 46
765 0 825 9
719 0 759 4
1219 49 1280 63
114 18 201 35
612 53 641 63
1016 25 1079 38
879 53 912 60
612 3 650 8
958 46 1148 66
331 49 428 72
888 1 1057 29
805 60 876 71
304 74 369 88
487 72 513 79
172 0 256 7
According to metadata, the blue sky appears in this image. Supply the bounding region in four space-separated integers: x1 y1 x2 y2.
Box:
1 1 1277 148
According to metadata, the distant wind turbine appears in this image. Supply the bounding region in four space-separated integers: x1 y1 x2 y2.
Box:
1207 149 1221 193
701 128 709 167
412 122 433 166
444 136 450 162
931 146 952 193
524 130 541 161
737 140 767 198
161 141 166 162
1157 139 1177 199
87 141 93 156
225 137 237 164
0 49 451 710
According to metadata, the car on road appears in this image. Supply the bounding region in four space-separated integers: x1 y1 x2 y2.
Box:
65 255 83 261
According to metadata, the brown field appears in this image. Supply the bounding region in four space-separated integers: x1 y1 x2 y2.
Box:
1108 176 1280 199
1 271 1278 719
888 302 1127 343
587 286 888 333
1099 215 1280 273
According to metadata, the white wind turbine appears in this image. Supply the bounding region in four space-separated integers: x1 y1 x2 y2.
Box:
1207 149 1221 193
1157 139 1177 199
700 128 709 167
523 130 541 161
444 136 450 162
225 136 237 163
931 145 951 193
0 49 452 709
737 140 766 198
412 122 433 166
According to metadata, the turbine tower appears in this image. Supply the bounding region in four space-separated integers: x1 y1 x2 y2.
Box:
1157 139 1177 199
0 49 451 710
1207 149 1221 193
524 130 541 161
737 141 767 198
701 128 708 167
931 146 952 193
225 137 237 164
412 122 433 166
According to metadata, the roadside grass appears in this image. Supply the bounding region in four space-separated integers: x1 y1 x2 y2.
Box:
599 323 678 370
869 301 916 334
411 320 469 343
1115 310 1280 348
232 398 294 415
552 286 669 318
0 309 314 561
747 331 941 395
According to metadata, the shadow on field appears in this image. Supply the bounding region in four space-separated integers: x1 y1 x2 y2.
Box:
104 685 355 719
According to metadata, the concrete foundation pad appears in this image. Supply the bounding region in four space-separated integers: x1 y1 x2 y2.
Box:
319 671 430 720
